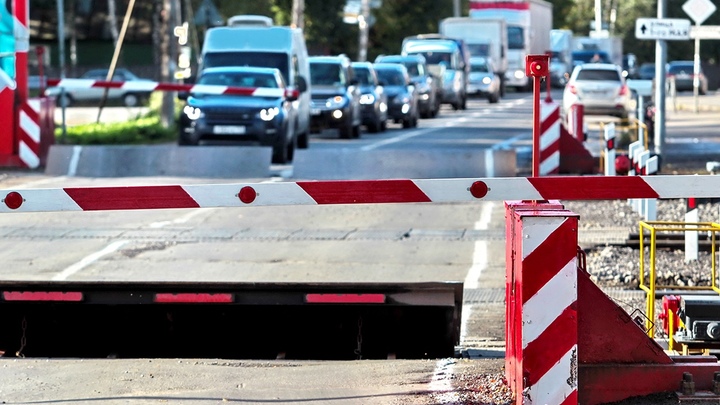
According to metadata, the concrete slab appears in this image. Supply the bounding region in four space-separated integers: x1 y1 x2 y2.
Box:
45 145 272 178
291 148 516 180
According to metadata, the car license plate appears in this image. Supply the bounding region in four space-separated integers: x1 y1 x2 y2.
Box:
213 125 246 135
311 109 321 116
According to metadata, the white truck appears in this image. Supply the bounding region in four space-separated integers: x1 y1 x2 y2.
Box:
469 0 553 91
439 17 508 95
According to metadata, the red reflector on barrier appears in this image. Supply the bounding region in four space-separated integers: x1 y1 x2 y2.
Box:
4 192 23 209
3 291 83 301
305 294 386 304
154 293 234 303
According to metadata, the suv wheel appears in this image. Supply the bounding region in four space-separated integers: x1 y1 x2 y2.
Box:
339 119 353 139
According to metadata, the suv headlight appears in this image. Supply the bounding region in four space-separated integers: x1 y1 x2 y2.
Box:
326 95 347 108
259 107 280 122
359 94 375 104
183 105 202 120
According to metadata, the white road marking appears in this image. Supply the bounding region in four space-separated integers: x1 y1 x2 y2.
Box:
53 240 129 281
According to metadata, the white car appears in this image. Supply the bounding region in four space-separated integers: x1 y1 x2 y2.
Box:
44 68 153 107
562 63 630 119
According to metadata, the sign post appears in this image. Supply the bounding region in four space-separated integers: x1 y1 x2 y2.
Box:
682 0 716 113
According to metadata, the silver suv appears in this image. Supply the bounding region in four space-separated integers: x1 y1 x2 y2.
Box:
308 55 363 139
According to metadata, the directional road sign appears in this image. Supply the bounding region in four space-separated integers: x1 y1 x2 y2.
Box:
691 25 720 39
635 18 691 40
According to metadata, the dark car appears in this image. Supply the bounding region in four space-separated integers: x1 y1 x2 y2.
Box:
638 63 656 80
308 55 362 139
667 61 708 95
177 66 300 164
351 62 388 133
372 63 418 128
374 54 441 118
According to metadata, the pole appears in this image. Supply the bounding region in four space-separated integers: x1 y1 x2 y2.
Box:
532 73 541 177
56 0 67 142
693 23 700 113
654 0 667 157
453 0 460 17
291 0 304 30
358 0 370 62
594 0 602 35
96 0 136 124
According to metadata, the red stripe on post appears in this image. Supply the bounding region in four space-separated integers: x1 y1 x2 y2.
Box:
528 177 660 200
540 106 560 135
154 293 234 303
3 291 83 301
305 294 386 304
297 180 432 204
522 304 578 386
522 218 578 305
64 186 200 211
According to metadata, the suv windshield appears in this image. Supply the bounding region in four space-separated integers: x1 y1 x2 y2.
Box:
203 52 289 83
576 69 620 81
310 62 347 86
376 69 405 86
353 67 375 85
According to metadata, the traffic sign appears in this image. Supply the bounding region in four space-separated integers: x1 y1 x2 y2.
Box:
691 25 720 39
635 18 691 40
683 0 716 25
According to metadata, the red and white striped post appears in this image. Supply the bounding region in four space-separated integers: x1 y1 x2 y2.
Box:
603 122 616 176
506 201 579 405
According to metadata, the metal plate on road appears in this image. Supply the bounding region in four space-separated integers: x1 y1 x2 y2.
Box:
635 18 691 40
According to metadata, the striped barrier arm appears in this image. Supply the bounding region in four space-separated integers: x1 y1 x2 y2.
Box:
2 175 720 213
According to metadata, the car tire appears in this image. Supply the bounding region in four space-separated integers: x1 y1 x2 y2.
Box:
368 117 381 133
178 131 198 146
297 131 309 149
488 93 499 104
339 120 353 139
123 93 140 107
380 120 387 132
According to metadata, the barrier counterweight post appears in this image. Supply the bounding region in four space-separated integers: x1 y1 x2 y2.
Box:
506 201 579 405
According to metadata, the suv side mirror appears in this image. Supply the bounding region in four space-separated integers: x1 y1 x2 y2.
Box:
349 78 359 87
177 91 189 101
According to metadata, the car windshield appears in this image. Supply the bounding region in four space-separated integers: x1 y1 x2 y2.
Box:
668 64 694 75
412 51 451 66
402 62 421 76
576 69 620 81
310 63 346 86
203 52 289 84
376 69 405 86
467 43 490 57
353 67 375 85
197 71 278 88
471 63 490 73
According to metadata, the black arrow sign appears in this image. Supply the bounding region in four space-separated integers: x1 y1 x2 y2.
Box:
641 24 647 34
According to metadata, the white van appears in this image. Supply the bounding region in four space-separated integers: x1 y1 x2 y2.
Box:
200 19 311 150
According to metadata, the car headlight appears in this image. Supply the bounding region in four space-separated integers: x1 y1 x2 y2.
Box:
326 96 347 108
482 77 492 85
183 105 202 120
514 70 525 80
359 94 375 104
259 107 280 122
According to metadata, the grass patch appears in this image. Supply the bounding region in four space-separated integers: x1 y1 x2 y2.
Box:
54 93 181 145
